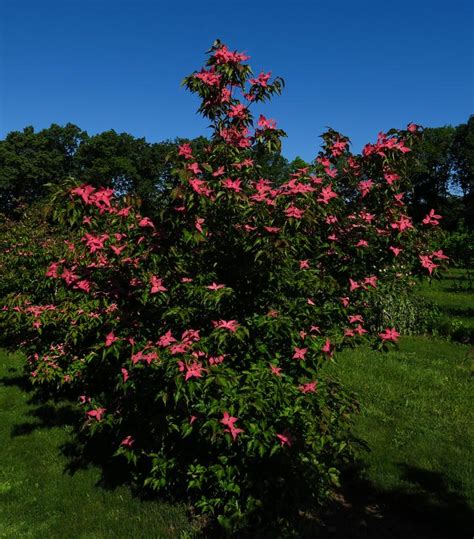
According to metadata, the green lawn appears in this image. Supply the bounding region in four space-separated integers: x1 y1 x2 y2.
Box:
416 268 474 342
323 337 474 537
0 350 192 538
320 268 474 537
1 270 473 537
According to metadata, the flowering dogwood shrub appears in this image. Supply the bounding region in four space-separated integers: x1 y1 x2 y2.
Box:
1 41 448 530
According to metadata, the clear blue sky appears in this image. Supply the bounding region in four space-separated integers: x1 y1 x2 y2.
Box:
1 0 473 161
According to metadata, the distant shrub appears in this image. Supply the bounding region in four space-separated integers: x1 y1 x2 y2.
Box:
442 230 474 268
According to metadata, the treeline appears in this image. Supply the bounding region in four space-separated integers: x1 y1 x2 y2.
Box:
0 117 472 229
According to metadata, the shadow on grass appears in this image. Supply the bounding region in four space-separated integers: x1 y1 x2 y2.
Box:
10 403 79 436
3 367 473 538
308 464 474 539
441 306 474 318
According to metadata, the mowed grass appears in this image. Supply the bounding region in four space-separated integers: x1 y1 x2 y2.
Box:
0 350 192 539
321 269 474 537
416 268 474 342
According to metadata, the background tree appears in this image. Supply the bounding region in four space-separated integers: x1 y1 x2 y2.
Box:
406 126 459 228
0 123 87 213
452 115 474 229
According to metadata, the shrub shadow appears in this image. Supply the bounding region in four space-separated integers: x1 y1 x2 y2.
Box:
10 403 79 436
4 366 474 538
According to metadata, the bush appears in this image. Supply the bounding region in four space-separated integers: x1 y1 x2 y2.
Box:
0 41 448 531
442 229 474 268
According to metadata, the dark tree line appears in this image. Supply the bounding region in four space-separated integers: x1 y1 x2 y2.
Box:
406 117 474 230
0 123 298 217
0 118 472 229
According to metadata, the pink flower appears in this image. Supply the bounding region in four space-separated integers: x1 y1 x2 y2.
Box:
391 215 413 232
212 166 225 177
105 332 119 347
379 328 400 342
110 245 126 256
354 324 368 336
285 205 305 219
194 68 221 86
71 184 96 204
82 233 109 253
292 347 307 360
46 262 61 278
356 240 369 248
384 172 400 185
432 249 449 260
222 178 242 192
276 431 292 447
422 209 442 226
270 364 282 376
250 71 271 87
213 44 249 64
86 407 106 421
184 361 205 381
157 330 176 347
150 276 167 294
187 162 202 175
419 255 439 275
257 114 277 130
209 354 225 365
321 338 333 356
389 246 402 257
220 411 244 441
299 381 317 393
318 184 338 204
358 179 374 197
131 350 158 366
206 282 225 290
121 368 129 383
228 103 248 119
189 178 212 197
74 280 91 293
138 217 155 228
299 260 310 269
212 320 240 332
178 143 193 160
348 315 364 324
195 217 205 234
363 275 378 288
120 435 134 447
349 279 360 292
91 188 114 208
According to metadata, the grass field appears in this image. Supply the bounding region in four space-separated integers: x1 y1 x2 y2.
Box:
0 270 473 537
416 268 474 342
0 350 193 538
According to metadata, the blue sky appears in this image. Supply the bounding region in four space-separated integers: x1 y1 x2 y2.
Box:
1 0 473 161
